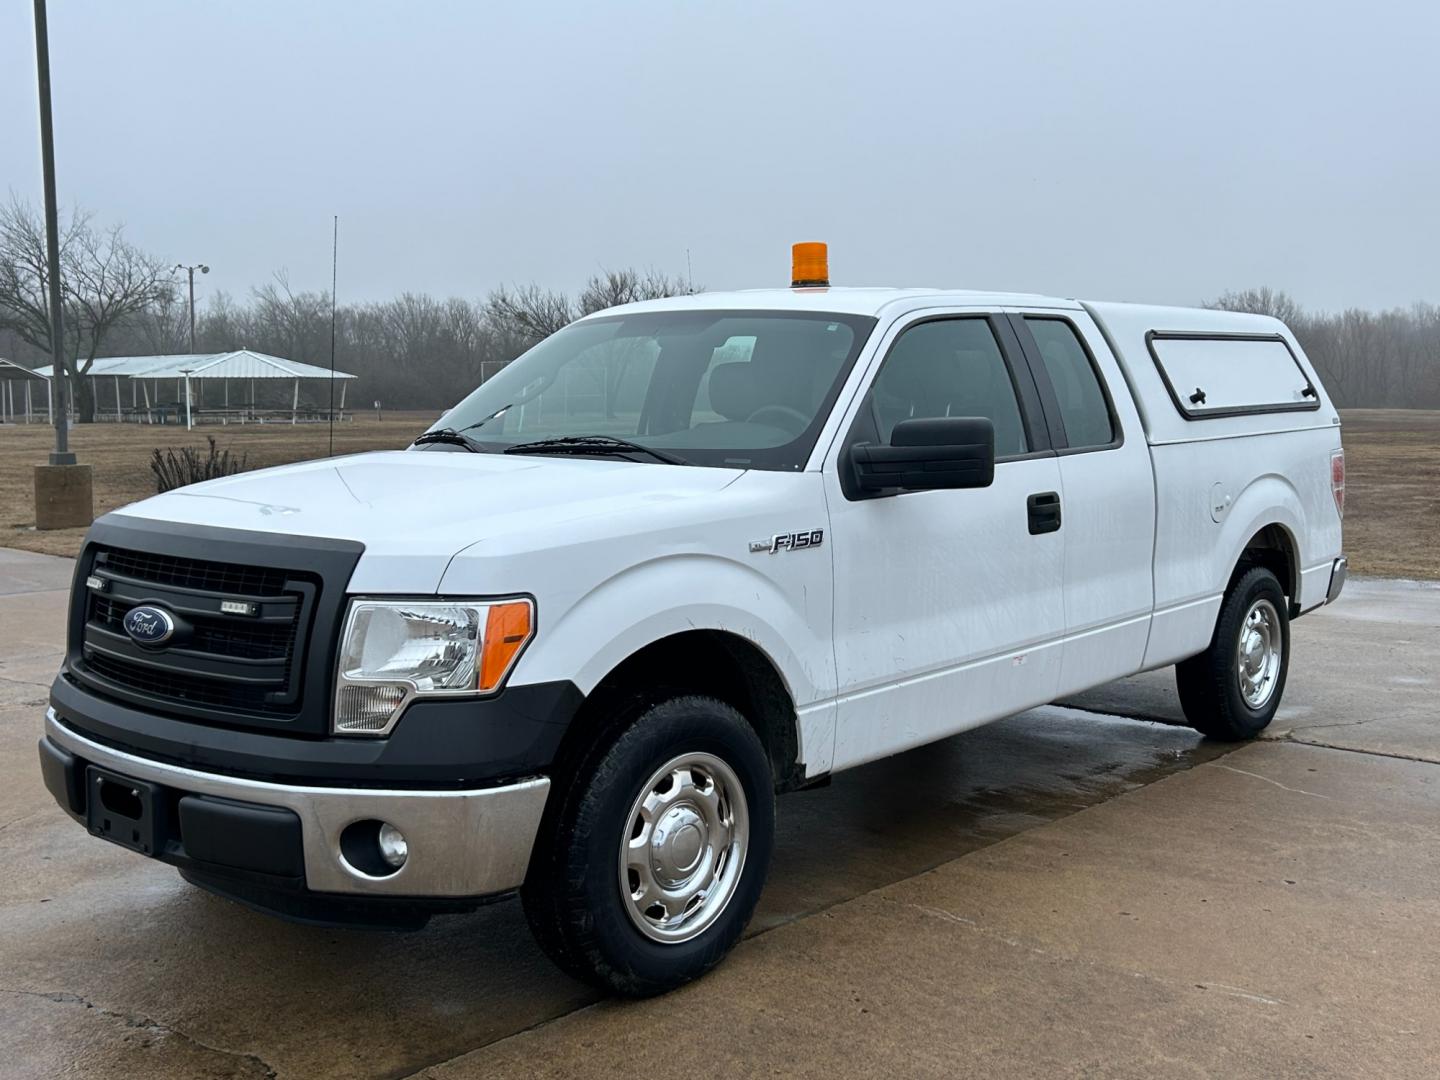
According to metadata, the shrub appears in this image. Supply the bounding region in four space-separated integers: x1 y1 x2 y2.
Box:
150 437 250 493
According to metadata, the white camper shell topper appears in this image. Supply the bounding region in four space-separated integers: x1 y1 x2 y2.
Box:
40 245 1344 995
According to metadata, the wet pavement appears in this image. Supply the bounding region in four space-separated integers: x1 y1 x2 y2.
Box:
1 550 1435 1078
1061 576 1440 764
436 738 1440 1080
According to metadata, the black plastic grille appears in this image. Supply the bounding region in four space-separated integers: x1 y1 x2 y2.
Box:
193 620 298 662
78 546 315 723
95 548 289 597
91 594 298 662
91 594 126 630
67 522 361 737
83 653 282 713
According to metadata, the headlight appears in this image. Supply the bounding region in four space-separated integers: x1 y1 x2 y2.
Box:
334 599 533 735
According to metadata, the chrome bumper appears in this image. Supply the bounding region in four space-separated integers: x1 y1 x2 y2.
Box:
1326 556 1348 605
45 710 550 898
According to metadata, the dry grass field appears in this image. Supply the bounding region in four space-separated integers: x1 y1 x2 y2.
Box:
1 408 1435 578
1336 409 1440 579
2 412 439 558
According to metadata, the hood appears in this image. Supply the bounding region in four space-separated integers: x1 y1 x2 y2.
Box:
113 450 742 592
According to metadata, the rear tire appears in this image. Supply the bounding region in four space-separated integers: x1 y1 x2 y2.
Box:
1176 566 1290 741
521 694 774 997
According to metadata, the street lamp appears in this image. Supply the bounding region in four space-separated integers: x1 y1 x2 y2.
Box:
174 262 209 353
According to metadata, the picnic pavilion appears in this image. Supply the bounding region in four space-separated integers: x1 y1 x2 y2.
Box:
31 350 357 427
0 358 54 424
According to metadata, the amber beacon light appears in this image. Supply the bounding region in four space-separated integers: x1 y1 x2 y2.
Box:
790 242 829 288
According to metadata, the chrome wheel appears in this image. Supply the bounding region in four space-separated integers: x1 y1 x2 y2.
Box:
1236 598 1283 709
618 751 749 944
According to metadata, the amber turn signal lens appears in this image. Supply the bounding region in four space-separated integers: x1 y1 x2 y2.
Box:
791 241 829 288
479 601 533 691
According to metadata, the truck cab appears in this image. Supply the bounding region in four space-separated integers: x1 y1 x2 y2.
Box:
39 251 1345 995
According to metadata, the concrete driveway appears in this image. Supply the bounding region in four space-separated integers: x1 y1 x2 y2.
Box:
1 548 1435 1078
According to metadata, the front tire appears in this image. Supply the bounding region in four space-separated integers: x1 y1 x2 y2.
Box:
521 695 775 997
1176 566 1290 740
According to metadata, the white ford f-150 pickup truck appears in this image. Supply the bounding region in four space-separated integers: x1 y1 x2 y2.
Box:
39 248 1345 995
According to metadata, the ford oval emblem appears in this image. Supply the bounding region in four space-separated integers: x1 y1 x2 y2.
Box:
123 605 176 646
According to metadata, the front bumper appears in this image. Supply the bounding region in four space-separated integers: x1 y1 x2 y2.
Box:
43 709 550 900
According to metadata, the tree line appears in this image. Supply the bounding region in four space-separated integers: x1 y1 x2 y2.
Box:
0 199 690 418
158 266 690 413
1204 287 1440 410
3 200 1437 416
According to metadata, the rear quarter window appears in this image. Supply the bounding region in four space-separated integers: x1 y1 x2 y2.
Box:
1147 332 1319 418
1024 317 1115 449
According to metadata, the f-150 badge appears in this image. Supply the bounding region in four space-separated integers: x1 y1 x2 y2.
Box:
750 529 824 554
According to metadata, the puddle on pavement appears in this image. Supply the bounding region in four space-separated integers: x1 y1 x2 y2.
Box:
756 704 1232 930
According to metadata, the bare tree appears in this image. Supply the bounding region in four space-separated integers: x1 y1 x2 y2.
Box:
132 280 193 355
250 272 331 364
195 289 241 353
0 197 172 420
485 267 691 350
66 221 175 415
1204 286 1304 326
0 197 71 354
485 283 574 343
578 268 691 315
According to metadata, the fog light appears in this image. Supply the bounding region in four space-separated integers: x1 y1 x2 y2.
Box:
378 822 408 869
335 684 408 734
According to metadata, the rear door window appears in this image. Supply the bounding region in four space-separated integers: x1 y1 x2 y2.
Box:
1023 317 1115 449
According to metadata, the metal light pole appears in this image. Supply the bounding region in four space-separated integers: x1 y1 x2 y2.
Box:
174 263 209 352
32 0 72 465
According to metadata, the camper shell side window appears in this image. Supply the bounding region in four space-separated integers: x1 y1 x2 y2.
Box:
1145 331 1321 420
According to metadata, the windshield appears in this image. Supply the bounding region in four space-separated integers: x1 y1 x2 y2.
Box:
425 309 876 469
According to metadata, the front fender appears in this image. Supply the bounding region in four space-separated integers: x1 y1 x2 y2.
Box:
513 552 833 707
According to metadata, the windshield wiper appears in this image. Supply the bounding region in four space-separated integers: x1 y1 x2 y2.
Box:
457 402 514 433
412 403 516 454
503 435 686 465
412 428 485 453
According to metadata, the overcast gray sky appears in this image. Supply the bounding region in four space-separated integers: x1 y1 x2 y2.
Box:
3 0 1436 313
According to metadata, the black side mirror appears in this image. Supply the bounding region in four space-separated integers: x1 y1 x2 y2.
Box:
849 416 995 495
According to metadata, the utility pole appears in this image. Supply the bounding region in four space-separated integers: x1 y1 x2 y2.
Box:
33 0 71 465
174 262 209 352
31 0 92 529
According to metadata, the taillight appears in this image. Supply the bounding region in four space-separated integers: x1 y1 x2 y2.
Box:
1330 448 1345 518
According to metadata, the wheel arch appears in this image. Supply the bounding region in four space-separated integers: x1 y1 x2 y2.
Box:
1220 472 1305 607
1234 521 1300 612
549 629 806 794
1145 476 1306 670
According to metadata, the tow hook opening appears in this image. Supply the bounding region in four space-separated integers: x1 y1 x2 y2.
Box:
97 777 143 820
